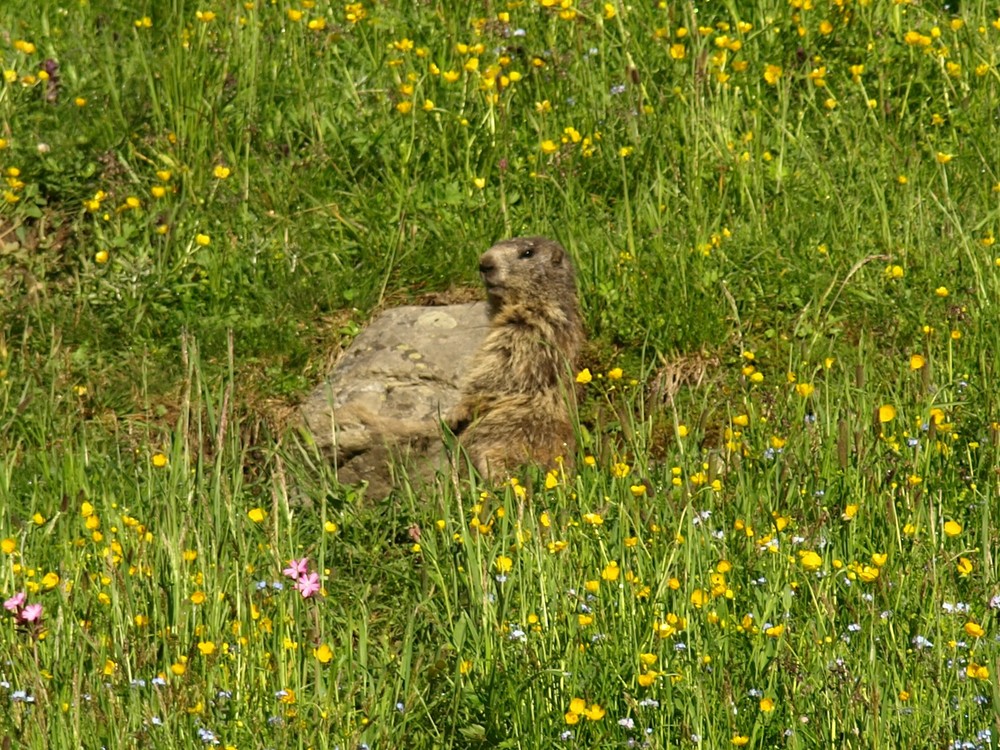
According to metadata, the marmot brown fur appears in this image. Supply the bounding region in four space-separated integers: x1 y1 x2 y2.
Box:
448 236 585 481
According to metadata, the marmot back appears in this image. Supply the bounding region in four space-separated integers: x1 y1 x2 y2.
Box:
449 236 585 481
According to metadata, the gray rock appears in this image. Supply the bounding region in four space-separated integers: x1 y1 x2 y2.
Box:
300 303 490 496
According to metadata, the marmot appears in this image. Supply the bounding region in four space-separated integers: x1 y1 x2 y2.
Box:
448 236 585 481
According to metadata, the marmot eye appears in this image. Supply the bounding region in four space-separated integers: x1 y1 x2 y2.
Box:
519 247 535 259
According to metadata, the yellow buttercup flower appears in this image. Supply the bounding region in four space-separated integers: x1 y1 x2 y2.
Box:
582 703 605 721
957 557 973 577
966 663 989 680
799 550 822 571
964 622 985 639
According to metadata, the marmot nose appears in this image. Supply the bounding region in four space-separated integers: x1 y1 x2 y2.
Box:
479 258 495 276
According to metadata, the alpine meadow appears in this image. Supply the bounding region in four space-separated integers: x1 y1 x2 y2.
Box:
2 1 1000 748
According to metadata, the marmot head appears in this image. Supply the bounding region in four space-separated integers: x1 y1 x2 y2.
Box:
478 236 574 311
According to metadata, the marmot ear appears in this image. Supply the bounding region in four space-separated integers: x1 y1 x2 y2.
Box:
548 240 565 265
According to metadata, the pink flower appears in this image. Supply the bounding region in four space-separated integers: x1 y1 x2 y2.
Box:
283 558 310 580
20 603 42 622
295 572 321 598
4 592 26 612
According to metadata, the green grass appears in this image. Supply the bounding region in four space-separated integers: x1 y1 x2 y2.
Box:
2 0 1000 747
